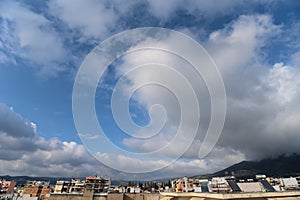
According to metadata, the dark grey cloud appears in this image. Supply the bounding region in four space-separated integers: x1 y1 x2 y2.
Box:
0 103 36 138
217 62 300 160
0 133 37 151
0 104 39 160
0 103 112 177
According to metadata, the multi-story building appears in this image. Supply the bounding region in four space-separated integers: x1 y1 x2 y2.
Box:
22 180 52 200
85 176 111 193
172 178 185 192
171 177 210 193
0 179 16 195
53 180 70 193
209 177 231 193
69 178 85 193
281 178 299 190
53 176 110 196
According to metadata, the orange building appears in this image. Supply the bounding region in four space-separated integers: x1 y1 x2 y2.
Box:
22 180 52 200
0 180 16 194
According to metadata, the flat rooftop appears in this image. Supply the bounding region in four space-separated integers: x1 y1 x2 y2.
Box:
160 191 300 200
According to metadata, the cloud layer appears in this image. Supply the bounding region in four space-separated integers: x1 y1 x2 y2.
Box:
0 103 244 179
0 103 102 177
0 0 299 179
107 14 300 166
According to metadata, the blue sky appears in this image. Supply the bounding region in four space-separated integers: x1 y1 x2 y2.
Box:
0 0 300 179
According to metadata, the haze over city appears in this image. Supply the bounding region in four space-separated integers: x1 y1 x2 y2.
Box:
0 0 299 181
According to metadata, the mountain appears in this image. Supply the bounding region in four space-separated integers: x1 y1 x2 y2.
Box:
212 154 300 179
0 175 73 185
2 154 300 185
0 175 129 186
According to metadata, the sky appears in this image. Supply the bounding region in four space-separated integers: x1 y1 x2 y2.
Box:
0 0 300 180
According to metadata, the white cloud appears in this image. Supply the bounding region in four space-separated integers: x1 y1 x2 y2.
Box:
146 0 181 21
0 1 67 77
110 15 275 160
104 14 300 167
112 45 210 159
207 14 280 75
93 146 244 179
48 0 116 40
290 51 300 66
264 63 300 104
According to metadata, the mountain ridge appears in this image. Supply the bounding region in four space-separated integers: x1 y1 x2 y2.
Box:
2 154 300 184
211 153 300 179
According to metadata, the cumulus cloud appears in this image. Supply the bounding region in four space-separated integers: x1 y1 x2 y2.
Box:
48 0 116 41
203 15 300 160
0 103 105 177
0 1 68 77
92 144 245 179
0 101 242 178
0 104 39 160
146 0 182 21
104 14 300 168
207 14 280 74
111 15 264 156
219 62 300 160
0 104 36 138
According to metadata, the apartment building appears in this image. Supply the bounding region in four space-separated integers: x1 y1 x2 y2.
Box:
22 180 52 200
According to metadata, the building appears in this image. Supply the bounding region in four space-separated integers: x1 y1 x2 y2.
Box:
53 180 70 193
209 177 231 193
236 182 264 192
172 178 184 192
22 180 52 200
169 174 300 194
85 176 111 194
69 178 85 193
0 179 16 195
53 176 110 197
281 178 299 190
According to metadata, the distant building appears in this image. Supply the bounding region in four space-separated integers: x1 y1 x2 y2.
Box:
0 179 16 195
85 176 111 193
53 180 70 193
281 178 299 190
172 178 184 192
53 176 110 197
169 174 298 194
237 182 264 192
256 174 267 180
69 178 85 193
22 180 52 200
209 177 231 193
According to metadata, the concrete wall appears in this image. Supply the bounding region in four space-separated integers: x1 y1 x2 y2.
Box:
144 194 160 200
93 196 107 200
110 193 160 200
49 193 90 200
124 193 144 200
49 193 160 200
108 193 124 200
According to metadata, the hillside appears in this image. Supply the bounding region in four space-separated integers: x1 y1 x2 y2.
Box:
2 154 300 185
0 175 128 186
0 175 72 185
212 154 300 179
